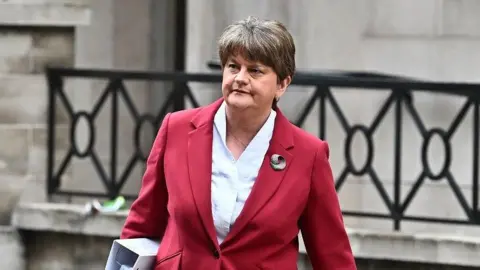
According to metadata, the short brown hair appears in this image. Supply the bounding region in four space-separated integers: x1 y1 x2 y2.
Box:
217 16 296 81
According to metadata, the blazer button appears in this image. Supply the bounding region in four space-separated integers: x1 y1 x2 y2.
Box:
213 249 220 259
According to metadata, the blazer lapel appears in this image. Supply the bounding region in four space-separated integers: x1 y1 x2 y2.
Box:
221 110 295 247
187 99 224 247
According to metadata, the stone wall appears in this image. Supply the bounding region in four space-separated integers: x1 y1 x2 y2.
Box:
24 231 113 270
53 0 178 202
0 0 90 224
355 260 477 270
14 232 480 270
0 226 24 269
9 203 480 270
21 231 479 270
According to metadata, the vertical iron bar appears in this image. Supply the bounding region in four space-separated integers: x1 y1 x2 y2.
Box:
174 0 186 71
318 86 327 140
172 0 187 111
473 100 479 221
46 70 60 201
110 80 119 199
393 91 403 230
172 82 186 111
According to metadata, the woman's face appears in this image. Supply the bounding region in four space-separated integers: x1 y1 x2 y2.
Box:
221 54 290 113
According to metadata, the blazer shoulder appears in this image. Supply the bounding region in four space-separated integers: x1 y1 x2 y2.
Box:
290 124 329 157
167 106 203 128
169 107 200 120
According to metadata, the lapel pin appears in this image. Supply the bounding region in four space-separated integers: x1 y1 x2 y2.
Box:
270 154 286 171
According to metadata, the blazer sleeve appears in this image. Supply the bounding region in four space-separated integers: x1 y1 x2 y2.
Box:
120 113 171 240
299 141 357 270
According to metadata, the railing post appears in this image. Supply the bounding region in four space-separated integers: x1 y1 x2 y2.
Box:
473 97 479 223
172 82 185 111
109 79 120 199
317 85 328 140
393 89 404 231
46 68 61 201
172 0 186 112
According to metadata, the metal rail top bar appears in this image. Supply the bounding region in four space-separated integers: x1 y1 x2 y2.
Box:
46 67 480 94
207 60 420 81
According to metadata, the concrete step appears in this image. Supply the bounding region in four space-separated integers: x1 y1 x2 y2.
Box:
11 202 480 268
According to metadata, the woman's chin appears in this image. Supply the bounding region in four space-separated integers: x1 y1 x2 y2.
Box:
226 96 252 109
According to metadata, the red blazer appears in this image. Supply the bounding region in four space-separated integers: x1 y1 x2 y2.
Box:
121 99 356 270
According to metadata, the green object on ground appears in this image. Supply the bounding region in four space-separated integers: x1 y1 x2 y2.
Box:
102 196 127 210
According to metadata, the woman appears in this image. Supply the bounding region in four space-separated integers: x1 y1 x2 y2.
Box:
121 16 356 270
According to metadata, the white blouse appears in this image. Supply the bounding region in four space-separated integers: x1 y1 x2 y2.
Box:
210 102 276 244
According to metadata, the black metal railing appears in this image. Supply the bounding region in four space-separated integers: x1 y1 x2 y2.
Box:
46 66 480 230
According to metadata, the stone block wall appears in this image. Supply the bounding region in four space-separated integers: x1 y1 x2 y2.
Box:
0 226 24 269
15 228 480 270
0 28 74 74
23 231 113 270
0 0 89 224
0 28 74 224
14 228 480 270
10 203 480 269
355 259 477 270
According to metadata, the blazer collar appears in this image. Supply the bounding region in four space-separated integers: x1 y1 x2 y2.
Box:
191 98 294 150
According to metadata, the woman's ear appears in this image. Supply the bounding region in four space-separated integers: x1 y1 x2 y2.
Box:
276 75 292 98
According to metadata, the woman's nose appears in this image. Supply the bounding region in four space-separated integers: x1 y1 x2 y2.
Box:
234 68 248 84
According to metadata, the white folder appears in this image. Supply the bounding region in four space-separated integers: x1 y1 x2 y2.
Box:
105 238 160 270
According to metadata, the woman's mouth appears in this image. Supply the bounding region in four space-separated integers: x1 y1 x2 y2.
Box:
232 89 248 94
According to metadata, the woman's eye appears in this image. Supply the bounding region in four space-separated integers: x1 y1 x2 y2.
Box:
228 64 237 69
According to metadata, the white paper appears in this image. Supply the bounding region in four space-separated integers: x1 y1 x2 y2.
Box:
116 238 159 256
105 238 160 270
